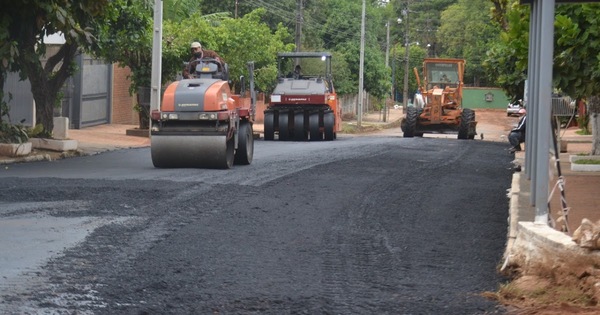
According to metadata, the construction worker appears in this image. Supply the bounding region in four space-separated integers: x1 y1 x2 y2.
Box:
440 73 451 83
508 114 527 153
293 65 302 79
182 42 224 79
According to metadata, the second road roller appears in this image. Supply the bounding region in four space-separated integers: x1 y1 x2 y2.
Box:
264 52 341 141
150 59 255 169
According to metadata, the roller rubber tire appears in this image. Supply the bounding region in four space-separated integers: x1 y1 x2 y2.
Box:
309 113 322 141
278 112 289 141
294 112 307 141
234 122 254 165
324 112 335 141
264 111 274 141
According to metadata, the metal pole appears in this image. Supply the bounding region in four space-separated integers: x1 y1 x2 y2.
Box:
358 0 365 127
392 48 396 102
295 0 303 53
383 22 390 122
385 21 390 68
533 0 555 224
150 0 163 115
402 2 410 110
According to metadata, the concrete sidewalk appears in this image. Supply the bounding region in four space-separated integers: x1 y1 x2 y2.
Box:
0 124 150 165
504 126 600 279
69 124 150 155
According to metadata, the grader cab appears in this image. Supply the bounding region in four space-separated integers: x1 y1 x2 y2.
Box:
401 58 476 139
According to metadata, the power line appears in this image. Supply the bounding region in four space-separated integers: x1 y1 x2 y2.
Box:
244 0 362 46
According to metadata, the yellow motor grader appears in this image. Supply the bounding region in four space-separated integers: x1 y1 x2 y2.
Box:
401 58 476 139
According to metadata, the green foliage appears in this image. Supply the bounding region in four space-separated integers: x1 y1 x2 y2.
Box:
0 121 29 144
485 3 600 103
319 0 363 50
553 4 600 99
163 0 204 21
392 44 428 99
330 52 353 95
28 124 44 138
577 112 591 135
336 42 390 99
94 0 154 94
401 0 456 57
572 159 600 165
163 8 294 93
483 3 529 100
1 0 112 136
0 96 29 143
437 0 498 86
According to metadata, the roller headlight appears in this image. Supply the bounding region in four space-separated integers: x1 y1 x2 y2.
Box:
161 113 179 120
198 113 217 120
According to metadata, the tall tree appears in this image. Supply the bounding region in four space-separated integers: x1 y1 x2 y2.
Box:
0 14 19 122
94 0 154 95
163 8 294 93
490 0 511 31
2 0 109 136
392 43 428 101
484 1 600 154
437 0 498 86
163 0 204 20
407 0 456 58
317 0 390 98
483 2 528 101
553 4 600 154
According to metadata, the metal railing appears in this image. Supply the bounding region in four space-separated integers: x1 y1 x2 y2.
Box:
551 96 576 117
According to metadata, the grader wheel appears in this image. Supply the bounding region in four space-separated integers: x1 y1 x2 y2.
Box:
402 107 419 138
458 108 475 140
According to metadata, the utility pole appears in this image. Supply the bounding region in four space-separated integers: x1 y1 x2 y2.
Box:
150 0 163 117
402 0 410 110
295 0 303 53
358 0 366 127
383 20 390 123
385 21 390 67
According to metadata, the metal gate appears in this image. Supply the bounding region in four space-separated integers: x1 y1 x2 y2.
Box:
4 52 112 130
70 54 112 129
2 72 34 126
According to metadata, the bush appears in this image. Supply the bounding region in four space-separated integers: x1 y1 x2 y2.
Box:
577 113 591 135
0 121 29 144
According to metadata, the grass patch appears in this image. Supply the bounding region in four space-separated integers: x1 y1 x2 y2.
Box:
341 122 382 134
576 129 592 135
573 159 600 165
340 119 402 134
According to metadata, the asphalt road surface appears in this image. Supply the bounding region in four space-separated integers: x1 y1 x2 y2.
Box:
0 133 514 314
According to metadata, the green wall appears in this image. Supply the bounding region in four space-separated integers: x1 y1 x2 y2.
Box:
463 87 510 109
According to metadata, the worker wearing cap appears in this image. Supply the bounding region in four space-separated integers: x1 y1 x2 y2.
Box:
183 42 224 79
